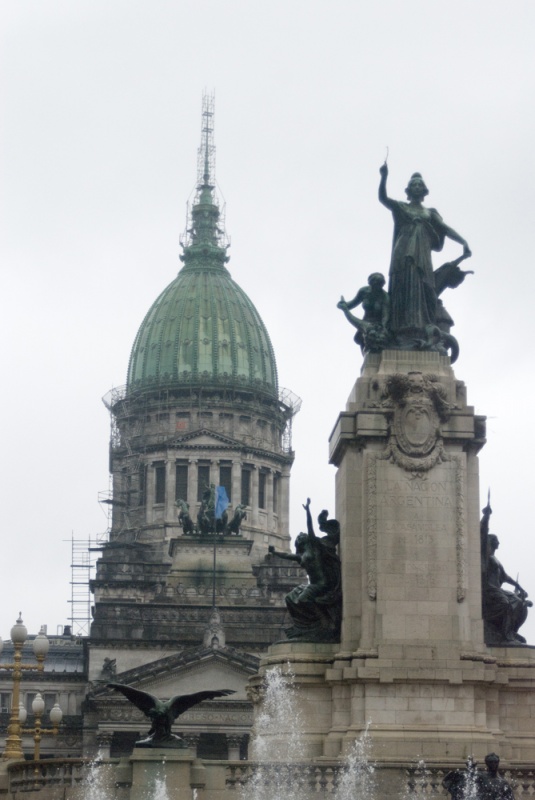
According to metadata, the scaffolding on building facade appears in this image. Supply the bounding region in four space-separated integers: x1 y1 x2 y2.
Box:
69 535 95 637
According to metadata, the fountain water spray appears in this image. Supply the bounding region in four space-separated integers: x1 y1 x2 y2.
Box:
247 664 307 800
335 723 376 800
404 758 433 799
149 759 171 800
84 750 115 800
247 668 376 800
84 751 171 800
461 757 480 800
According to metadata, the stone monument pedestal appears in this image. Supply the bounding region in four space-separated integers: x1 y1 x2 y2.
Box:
253 351 535 786
330 351 486 655
129 747 195 800
324 350 492 761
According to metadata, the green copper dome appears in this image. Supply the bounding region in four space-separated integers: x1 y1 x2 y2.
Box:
127 173 278 399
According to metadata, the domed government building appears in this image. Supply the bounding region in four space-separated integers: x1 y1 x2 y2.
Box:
83 96 303 758
0 97 304 766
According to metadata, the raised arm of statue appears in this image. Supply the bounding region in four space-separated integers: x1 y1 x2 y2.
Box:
378 162 396 210
303 498 316 540
480 500 492 572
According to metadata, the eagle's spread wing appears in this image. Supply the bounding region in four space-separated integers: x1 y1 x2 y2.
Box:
107 683 158 716
167 690 235 720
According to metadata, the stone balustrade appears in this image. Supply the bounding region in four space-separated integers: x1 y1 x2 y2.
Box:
0 758 532 799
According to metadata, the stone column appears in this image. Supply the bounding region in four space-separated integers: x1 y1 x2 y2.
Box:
146 464 155 523
226 733 246 761
184 462 191 506
182 733 200 757
57 691 68 712
210 459 219 487
278 468 291 542
165 458 175 522
96 730 113 759
250 466 259 526
231 459 241 508
266 470 274 531
188 459 198 511
67 692 76 715
111 471 125 531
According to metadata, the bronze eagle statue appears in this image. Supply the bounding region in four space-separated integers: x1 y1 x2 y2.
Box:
107 683 235 748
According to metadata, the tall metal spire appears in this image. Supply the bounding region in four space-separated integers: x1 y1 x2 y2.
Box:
180 92 230 261
197 92 215 190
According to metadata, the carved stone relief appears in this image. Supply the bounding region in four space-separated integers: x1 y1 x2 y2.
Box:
366 453 466 602
382 372 450 472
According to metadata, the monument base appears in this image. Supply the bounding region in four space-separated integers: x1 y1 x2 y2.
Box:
129 747 195 800
252 640 535 771
246 351 535 772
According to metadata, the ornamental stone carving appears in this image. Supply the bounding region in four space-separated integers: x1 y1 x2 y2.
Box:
383 372 450 472
245 685 263 705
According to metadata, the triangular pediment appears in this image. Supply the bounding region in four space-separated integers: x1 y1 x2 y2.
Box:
170 427 242 450
93 645 258 704
90 645 257 740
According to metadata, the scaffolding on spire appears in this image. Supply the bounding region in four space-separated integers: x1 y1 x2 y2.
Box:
180 91 230 250
197 91 216 189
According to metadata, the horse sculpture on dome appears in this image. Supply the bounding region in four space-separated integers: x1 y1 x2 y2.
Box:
176 498 195 535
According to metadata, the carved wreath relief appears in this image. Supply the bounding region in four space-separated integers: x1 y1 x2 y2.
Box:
383 372 450 471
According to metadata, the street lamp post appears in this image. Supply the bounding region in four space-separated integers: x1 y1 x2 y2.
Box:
19 693 63 780
22 694 63 761
0 614 50 760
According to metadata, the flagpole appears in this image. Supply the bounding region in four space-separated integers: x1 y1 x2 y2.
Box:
212 525 217 609
211 484 229 610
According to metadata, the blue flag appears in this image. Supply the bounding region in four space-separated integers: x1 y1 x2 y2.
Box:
215 486 229 519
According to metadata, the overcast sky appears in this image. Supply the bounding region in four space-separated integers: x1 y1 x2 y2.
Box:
2 1 535 645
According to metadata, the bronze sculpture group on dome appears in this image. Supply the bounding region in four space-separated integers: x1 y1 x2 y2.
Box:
338 163 474 362
176 487 247 537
